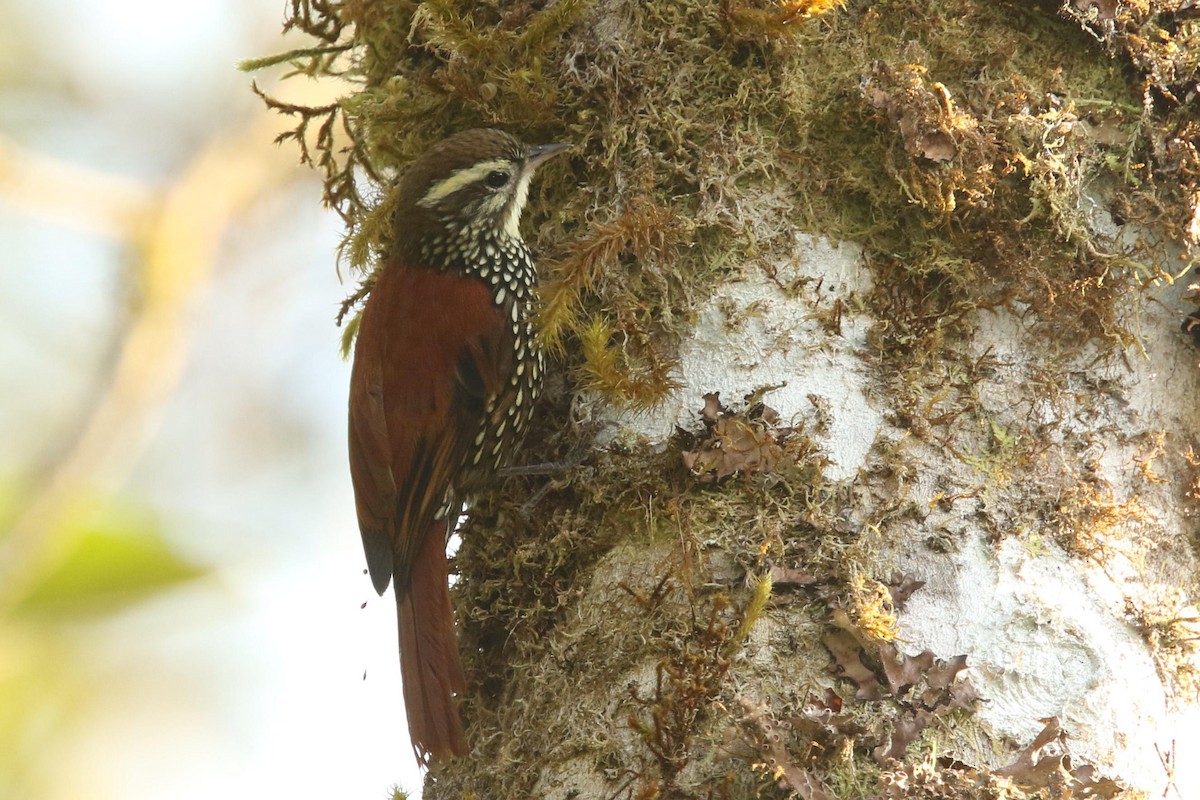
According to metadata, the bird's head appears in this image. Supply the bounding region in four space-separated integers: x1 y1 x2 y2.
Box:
396 128 568 253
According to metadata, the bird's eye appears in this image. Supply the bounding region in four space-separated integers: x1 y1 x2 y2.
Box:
484 170 510 188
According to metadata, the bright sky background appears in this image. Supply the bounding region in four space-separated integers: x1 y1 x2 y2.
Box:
1 0 424 797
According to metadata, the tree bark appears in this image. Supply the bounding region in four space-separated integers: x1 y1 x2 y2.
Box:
261 0 1200 796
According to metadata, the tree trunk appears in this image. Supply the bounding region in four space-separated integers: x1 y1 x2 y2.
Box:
262 0 1200 796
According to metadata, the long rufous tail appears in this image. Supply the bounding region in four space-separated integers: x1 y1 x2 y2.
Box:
396 521 468 765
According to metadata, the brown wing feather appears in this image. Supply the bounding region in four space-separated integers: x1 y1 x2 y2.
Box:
348 350 397 594
348 261 508 595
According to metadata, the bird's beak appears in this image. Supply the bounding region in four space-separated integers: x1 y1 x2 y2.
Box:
526 142 571 169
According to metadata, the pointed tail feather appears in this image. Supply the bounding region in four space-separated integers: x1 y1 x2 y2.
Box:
397 521 468 765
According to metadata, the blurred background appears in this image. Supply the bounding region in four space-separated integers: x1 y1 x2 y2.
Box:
0 0 423 797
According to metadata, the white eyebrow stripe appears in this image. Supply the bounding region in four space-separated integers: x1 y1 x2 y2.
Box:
416 158 513 208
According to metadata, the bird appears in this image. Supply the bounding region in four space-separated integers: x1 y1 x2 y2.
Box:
347 129 568 766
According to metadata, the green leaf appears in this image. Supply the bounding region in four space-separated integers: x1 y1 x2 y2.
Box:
11 508 206 619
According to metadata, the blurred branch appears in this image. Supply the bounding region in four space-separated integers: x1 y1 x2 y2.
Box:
0 117 304 610
0 135 154 238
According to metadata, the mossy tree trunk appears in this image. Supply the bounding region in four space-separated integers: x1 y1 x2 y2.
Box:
257 0 1200 797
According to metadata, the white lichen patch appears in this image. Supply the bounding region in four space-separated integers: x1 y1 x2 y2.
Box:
897 536 1176 787
887 279 1200 797
605 234 883 481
